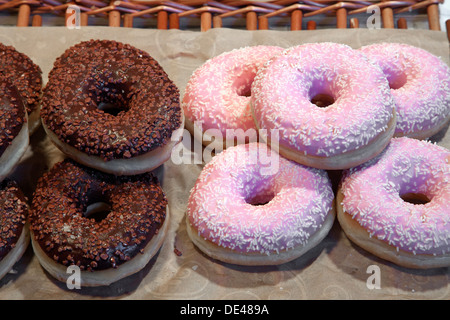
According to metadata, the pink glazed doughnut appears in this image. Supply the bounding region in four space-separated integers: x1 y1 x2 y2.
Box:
337 137 450 269
360 43 450 140
182 46 283 149
251 42 397 170
186 142 335 266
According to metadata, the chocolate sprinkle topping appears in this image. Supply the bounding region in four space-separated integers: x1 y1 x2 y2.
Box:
29 159 167 271
41 39 182 161
0 43 42 115
0 179 28 262
0 78 27 157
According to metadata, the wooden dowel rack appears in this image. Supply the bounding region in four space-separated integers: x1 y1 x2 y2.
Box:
0 0 445 34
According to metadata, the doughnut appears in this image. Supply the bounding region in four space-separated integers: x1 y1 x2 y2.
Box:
0 179 29 280
337 137 450 269
251 42 397 170
0 79 29 182
360 43 450 140
41 39 183 176
186 142 335 266
182 46 283 149
29 159 169 287
0 42 43 135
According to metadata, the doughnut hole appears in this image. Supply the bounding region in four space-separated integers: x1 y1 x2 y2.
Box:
85 73 132 117
310 94 335 108
95 83 130 117
386 70 407 90
236 84 252 97
241 173 277 207
400 193 431 205
97 101 124 117
308 78 336 109
233 73 255 97
245 191 275 206
81 190 113 222
391 155 439 207
398 179 433 206
84 201 112 222
397 173 433 206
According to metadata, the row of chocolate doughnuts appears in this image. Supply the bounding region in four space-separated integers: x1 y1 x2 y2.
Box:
0 42 42 281
0 40 184 287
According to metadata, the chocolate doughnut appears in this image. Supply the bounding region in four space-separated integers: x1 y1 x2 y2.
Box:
0 79 29 182
0 43 43 135
0 179 29 280
41 39 183 176
29 159 169 287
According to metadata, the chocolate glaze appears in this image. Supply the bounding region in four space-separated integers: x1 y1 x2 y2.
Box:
0 179 28 261
29 159 167 271
0 79 27 157
41 39 182 161
0 43 42 115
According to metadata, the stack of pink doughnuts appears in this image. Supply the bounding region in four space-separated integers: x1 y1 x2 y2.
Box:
183 42 450 269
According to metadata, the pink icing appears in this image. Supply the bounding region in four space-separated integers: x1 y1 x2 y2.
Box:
187 142 334 254
340 137 450 256
251 42 395 157
360 43 450 137
182 45 284 135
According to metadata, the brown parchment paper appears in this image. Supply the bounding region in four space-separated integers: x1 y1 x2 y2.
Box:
0 27 448 300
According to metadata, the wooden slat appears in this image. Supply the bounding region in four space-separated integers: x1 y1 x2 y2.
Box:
0 0 443 35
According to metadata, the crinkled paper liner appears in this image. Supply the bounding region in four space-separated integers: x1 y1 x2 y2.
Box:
0 27 448 299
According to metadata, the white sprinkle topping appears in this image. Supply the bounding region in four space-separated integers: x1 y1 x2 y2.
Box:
341 137 450 255
187 142 334 255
